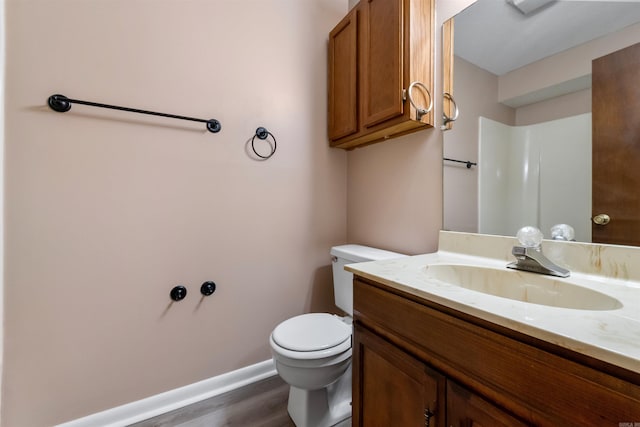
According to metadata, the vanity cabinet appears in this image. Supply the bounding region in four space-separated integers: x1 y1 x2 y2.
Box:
445 381 528 427
353 277 640 426
328 0 434 149
354 323 526 427
353 323 445 427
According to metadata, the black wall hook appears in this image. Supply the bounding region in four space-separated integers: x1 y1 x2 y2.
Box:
200 281 216 296
170 285 188 301
251 127 277 159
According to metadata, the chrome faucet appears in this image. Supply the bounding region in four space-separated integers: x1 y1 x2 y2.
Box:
507 246 570 277
506 226 570 278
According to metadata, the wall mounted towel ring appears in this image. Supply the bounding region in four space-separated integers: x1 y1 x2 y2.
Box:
405 81 433 121
251 127 277 159
441 92 459 130
47 94 222 133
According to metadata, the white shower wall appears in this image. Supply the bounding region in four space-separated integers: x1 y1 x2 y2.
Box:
478 114 592 241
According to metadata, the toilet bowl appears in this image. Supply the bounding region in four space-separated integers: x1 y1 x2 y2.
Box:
270 313 352 390
270 313 353 427
270 245 405 427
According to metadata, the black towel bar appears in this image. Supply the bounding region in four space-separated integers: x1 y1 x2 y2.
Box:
444 157 477 169
47 94 222 133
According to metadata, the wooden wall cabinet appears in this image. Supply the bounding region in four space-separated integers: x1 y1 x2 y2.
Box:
353 277 640 426
328 0 434 150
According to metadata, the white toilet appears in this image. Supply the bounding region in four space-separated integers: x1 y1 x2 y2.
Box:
269 244 405 427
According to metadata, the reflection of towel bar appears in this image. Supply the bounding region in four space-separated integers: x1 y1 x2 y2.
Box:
444 157 477 169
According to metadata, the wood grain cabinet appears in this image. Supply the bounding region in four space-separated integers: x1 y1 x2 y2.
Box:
445 381 528 427
328 0 434 149
353 323 445 427
353 277 640 426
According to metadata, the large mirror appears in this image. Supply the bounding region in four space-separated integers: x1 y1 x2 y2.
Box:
443 0 640 245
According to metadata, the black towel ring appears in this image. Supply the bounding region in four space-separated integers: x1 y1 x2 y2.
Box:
251 127 277 159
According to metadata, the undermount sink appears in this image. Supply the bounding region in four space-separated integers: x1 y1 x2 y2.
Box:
424 264 622 311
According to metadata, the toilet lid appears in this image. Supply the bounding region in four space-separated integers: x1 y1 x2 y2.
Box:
272 313 351 352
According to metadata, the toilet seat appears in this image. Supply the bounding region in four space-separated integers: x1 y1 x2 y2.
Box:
271 313 352 360
273 313 351 351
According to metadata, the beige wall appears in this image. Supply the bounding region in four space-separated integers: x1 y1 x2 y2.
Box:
443 55 590 233
3 0 475 425
443 16 639 232
347 0 475 256
3 1 347 425
515 88 591 126
499 21 640 107
443 56 514 233
0 0 5 420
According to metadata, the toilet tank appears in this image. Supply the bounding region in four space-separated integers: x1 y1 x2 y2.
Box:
330 244 405 315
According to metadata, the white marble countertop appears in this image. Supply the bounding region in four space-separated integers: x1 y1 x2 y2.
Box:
346 232 640 375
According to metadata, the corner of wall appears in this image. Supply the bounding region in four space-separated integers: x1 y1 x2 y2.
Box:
0 0 6 421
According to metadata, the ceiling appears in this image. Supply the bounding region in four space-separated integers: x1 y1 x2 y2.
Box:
454 0 640 76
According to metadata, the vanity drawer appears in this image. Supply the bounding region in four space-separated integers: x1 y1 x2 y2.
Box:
353 277 640 426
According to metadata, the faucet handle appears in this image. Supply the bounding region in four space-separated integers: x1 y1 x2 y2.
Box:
551 224 575 241
516 226 543 249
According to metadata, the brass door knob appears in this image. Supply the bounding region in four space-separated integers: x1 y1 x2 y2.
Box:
592 213 611 225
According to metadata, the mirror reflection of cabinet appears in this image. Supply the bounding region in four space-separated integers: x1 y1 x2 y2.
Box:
441 19 456 131
328 0 435 150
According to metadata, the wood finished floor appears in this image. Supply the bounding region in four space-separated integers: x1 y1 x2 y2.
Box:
130 375 295 427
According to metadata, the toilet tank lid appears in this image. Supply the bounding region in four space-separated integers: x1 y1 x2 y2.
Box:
330 244 405 263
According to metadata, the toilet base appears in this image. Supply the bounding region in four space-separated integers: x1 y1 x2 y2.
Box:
287 365 352 427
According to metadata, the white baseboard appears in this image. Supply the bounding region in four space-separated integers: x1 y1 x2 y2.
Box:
56 359 276 427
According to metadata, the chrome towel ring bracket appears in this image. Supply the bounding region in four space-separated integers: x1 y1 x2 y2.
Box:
441 92 459 130
405 81 433 121
251 127 277 159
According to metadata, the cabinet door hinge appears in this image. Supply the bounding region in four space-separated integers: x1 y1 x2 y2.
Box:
424 408 434 427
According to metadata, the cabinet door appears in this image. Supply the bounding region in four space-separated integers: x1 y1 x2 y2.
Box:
353 323 445 427
447 381 529 427
361 0 405 128
328 8 359 141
